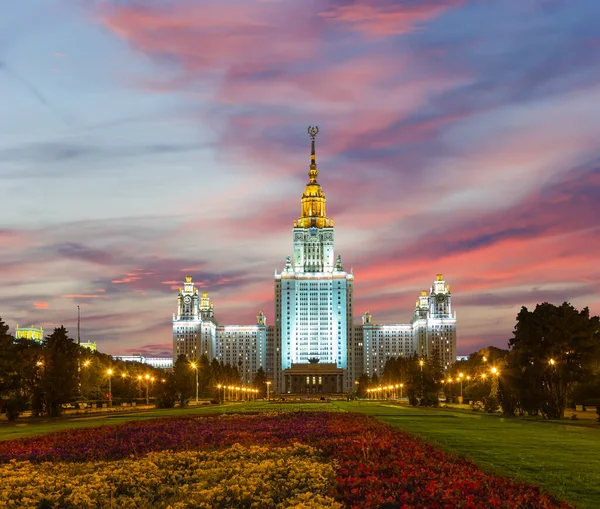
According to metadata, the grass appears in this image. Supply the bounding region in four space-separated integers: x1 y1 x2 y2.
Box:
0 401 340 441
335 401 600 509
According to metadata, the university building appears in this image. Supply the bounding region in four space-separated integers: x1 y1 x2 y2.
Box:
172 128 456 393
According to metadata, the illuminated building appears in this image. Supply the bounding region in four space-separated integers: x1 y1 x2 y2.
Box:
171 127 457 392
172 280 266 384
361 274 457 378
274 126 354 392
115 355 173 369
14 325 44 342
80 341 97 352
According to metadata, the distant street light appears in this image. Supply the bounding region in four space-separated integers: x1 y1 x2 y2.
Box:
107 368 113 407
190 362 199 403
144 374 151 405
265 381 272 401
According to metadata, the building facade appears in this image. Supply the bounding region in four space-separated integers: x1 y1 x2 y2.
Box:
115 355 174 369
172 280 267 385
14 325 44 342
171 128 457 392
360 274 456 378
274 127 354 391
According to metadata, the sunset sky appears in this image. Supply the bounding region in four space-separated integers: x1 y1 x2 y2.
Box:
1 0 599 357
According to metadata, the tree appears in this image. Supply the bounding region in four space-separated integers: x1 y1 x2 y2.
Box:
172 354 195 407
153 373 177 408
503 302 600 419
252 367 268 398
43 326 79 417
356 373 370 398
0 318 46 420
0 318 18 401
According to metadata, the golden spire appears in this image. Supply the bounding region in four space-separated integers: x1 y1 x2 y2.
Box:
297 126 333 229
308 126 318 183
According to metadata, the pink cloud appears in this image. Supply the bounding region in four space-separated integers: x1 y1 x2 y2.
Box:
33 302 49 309
320 0 465 37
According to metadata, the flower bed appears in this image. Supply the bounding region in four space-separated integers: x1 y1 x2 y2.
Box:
0 412 572 508
0 443 341 509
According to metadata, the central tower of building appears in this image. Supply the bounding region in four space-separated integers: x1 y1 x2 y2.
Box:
274 127 354 392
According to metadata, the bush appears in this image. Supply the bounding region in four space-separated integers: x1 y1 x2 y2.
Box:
408 395 418 407
155 390 176 409
4 397 25 421
420 393 439 407
210 399 219 405
596 406 600 423
484 395 499 413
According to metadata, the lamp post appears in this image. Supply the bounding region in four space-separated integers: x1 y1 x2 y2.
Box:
190 362 199 404
107 368 113 407
458 372 464 404
265 381 272 401
400 383 404 400
419 359 424 400
144 374 150 405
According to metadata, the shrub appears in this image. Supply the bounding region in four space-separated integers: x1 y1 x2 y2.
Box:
484 395 499 413
4 397 25 422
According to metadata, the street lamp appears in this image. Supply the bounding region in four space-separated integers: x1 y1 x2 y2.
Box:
265 381 272 401
107 368 113 407
144 373 150 405
549 358 556 366
399 383 404 400
458 372 464 402
190 362 199 403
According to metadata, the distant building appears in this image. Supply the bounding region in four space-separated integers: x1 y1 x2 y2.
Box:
15 325 44 343
172 285 267 385
146 357 173 369
360 274 457 379
114 355 173 369
456 355 469 362
80 341 97 352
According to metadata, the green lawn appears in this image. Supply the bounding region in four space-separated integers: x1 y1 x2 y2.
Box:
335 401 600 509
0 401 339 441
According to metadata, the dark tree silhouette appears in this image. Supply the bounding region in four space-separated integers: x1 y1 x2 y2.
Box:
43 326 79 417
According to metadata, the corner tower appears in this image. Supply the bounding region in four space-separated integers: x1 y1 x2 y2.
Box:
275 127 355 393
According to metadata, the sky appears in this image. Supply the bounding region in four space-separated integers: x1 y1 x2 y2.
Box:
1 0 599 357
